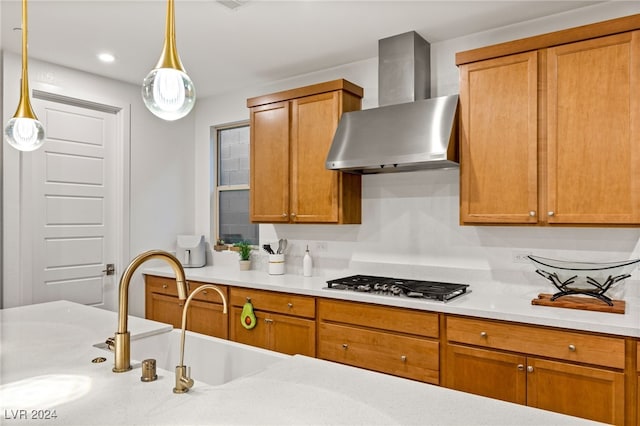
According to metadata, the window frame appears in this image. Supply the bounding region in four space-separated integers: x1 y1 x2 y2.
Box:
211 120 257 246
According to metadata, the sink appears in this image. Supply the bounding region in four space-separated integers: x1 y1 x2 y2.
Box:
104 329 289 386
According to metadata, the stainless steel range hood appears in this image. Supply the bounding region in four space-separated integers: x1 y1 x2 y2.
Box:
326 31 459 174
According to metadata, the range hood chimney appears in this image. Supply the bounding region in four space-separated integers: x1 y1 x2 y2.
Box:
326 31 458 174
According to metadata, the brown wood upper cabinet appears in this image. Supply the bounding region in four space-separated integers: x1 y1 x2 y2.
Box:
247 79 363 224
458 15 640 225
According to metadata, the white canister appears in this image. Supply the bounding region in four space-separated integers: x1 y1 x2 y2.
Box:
268 254 285 275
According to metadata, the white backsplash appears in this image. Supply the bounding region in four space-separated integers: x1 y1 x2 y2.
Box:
255 169 640 294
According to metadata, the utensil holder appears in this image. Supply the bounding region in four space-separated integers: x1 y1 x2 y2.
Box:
268 254 285 275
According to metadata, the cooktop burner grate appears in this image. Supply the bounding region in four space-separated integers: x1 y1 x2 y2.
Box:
326 275 470 302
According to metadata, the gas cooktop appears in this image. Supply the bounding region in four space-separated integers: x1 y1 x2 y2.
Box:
325 275 470 302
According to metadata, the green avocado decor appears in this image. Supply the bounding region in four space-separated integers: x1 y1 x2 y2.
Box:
241 301 257 329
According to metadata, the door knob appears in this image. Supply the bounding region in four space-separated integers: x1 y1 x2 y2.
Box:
102 263 115 276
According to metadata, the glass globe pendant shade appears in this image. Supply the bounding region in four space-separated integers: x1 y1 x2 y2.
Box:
4 0 45 152
141 67 195 121
4 117 45 151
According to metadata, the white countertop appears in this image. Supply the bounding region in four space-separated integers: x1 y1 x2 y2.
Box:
0 300 599 425
144 265 640 338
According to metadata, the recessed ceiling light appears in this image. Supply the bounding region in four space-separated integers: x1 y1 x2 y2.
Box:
217 0 249 10
97 52 115 63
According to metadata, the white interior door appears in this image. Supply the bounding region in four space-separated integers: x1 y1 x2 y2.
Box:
25 98 118 306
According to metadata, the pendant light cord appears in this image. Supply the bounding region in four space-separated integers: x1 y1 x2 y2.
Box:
14 0 37 120
156 0 185 72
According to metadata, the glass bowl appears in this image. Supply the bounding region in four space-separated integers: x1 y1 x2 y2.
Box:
528 255 640 295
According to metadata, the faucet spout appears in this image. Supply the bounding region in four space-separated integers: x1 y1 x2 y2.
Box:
113 249 188 373
173 284 228 393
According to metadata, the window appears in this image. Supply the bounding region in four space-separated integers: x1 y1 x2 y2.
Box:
214 122 258 245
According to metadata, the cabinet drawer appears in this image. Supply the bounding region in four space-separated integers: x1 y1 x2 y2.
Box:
446 316 625 369
318 322 439 384
146 275 179 296
189 281 228 304
230 288 315 318
318 299 439 338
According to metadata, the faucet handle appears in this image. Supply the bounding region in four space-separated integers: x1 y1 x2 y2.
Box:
173 365 194 394
105 336 115 351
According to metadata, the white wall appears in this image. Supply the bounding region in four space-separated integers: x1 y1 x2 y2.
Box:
1 53 196 315
194 2 640 292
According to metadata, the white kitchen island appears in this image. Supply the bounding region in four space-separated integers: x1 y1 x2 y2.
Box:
0 300 600 425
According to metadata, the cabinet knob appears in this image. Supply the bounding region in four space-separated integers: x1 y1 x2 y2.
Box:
282 213 287 218
400 355 407 363
480 331 487 338
527 366 534 373
342 343 348 350
287 303 293 308
517 364 524 371
529 211 536 217
246 297 251 302
568 344 576 352
162 284 168 289
202 290 208 295
548 211 555 217
290 213 296 217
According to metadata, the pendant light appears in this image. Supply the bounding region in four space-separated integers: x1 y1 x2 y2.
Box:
4 0 45 152
141 0 196 121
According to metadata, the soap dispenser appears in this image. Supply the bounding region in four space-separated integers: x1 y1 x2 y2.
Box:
303 245 312 277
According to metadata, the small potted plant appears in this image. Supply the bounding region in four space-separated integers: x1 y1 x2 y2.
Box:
214 238 226 252
234 241 252 270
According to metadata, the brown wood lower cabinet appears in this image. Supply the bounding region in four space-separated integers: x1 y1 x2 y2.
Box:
144 275 228 339
318 299 440 384
230 307 315 356
144 275 638 425
444 316 627 425
229 287 316 357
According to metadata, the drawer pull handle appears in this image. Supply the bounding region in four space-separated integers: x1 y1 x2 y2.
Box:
568 344 576 352
527 366 534 373
517 364 524 371
400 355 407 363
287 303 293 308
264 318 274 324
480 331 487 338
202 290 208 295
342 344 348 350
162 284 168 289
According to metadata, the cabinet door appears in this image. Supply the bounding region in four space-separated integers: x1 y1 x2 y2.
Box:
290 92 341 223
270 311 316 357
250 101 290 223
527 357 625 425
547 31 640 224
445 344 526 404
146 292 183 329
229 306 270 350
186 299 228 339
229 307 315 356
459 51 538 223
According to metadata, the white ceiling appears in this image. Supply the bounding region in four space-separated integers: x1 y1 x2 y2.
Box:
0 0 608 98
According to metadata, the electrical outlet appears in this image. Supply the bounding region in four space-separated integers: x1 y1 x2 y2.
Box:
314 241 328 252
513 251 532 264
